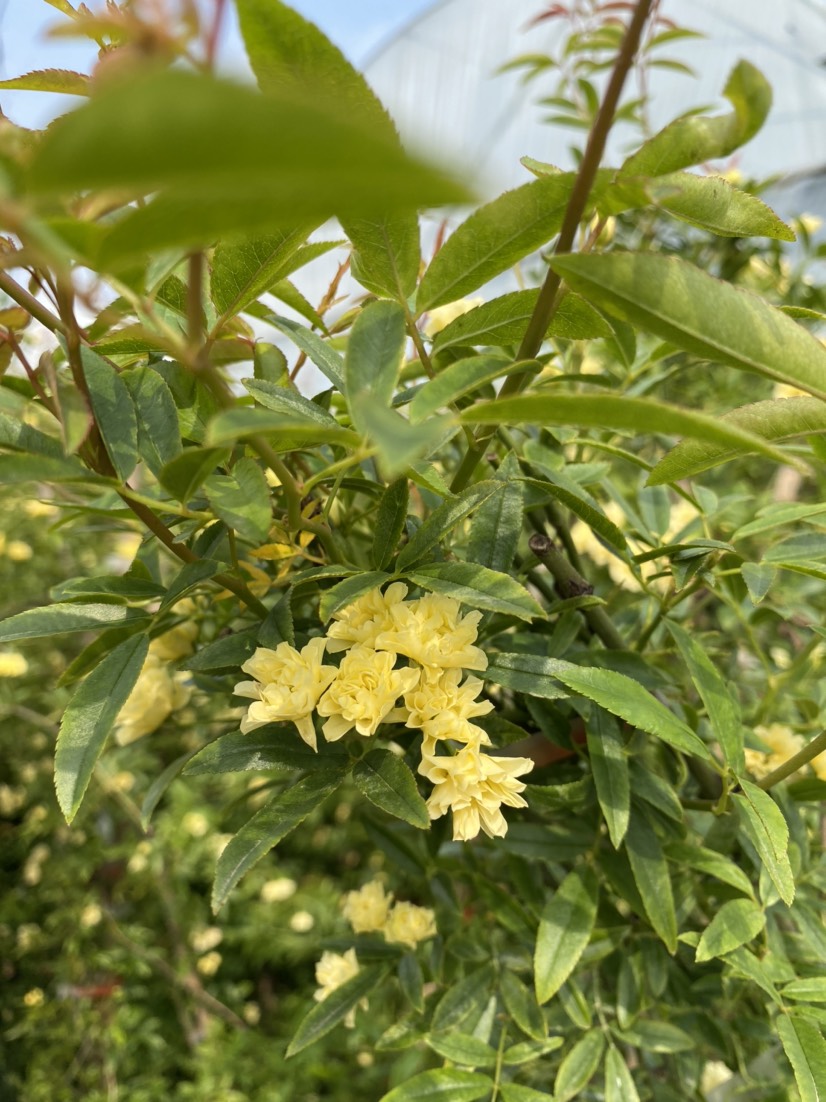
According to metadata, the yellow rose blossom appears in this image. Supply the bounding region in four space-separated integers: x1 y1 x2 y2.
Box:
383 901 437 949
314 948 365 1027
325 582 409 653
422 296 485 338
375 593 487 672
6 540 32 562
317 646 418 741
0 651 28 678
114 654 191 745
744 723 806 780
404 667 493 737
420 741 533 841
234 638 337 751
342 880 393 934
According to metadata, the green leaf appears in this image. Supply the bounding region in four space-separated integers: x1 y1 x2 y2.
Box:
157 558 222 613
521 473 626 552
396 480 499 571
695 898 765 962
625 811 677 953
186 729 347 776
741 561 775 604
409 354 521 422
55 634 149 822
467 454 524 574
604 1045 641 1102
782 979 826 1004
371 479 410 570
534 865 599 1004
548 253 826 402
462 393 797 472
407 561 544 622
264 314 345 391
0 410 63 457
29 71 467 260
0 601 149 643
776 1014 826 1102
499 970 547 1042
425 1033 497 1069
734 780 795 906
500 1086 554 1102
344 214 421 301
484 652 568 701
204 457 272 544
614 1020 694 1053
235 0 397 140
121 366 182 477
432 289 609 354
140 747 202 830
258 592 295 649
183 628 259 671
653 172 794 240
210 228 314 326
621 60 770 176
242 378 339 427
205 408 359 449
501 1039 563 1068
0 453 102 485
650 397 826 484
352 398 451 479
554 1030 606 1102
663 842 755 898
549 659 711 760
353 750 430 830
79 346 139 481
346 299 408 429
666 621 743 771
287 965 388 1058
318 571 389 623
0 68 90 95
212 770 346 911
51 575 165 603
586 708 630 849
417 173 575 311
379 1069 492 1102
431 965 494 1032
398 953 424 1013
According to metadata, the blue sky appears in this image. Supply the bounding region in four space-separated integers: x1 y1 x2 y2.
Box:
0 0 435 127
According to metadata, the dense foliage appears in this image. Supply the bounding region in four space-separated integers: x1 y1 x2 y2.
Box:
2 1 826 1099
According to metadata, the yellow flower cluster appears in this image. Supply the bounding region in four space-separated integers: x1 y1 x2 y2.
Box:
745 723 826 782
114 606 198 746
235 584 533 841
313 881 435 1028
341 879 436 949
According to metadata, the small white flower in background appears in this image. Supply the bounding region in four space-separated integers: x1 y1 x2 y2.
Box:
197 951 222 976
700 1060 734 1097
0 785 26 816
383 901 437 949
289 910 315 933
80 903 102 928
422 296 485 338
6 540 32 562
243 1002 261 1026
260 877 297 904
190 926 223 953
0 651 28 678
23 988 45 1008
22 844 49 886
182 811 209 838
342 880 392 934
314 948 364 1027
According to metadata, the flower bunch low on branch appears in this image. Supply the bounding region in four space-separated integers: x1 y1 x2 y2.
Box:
234 584 533 841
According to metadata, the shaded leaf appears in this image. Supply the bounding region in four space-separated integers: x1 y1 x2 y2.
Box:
407 561 544 622
353 750 430 830
121 366 182 477
212 769 346 910
204 457 272 544
287 965 388 1058
534 865 599 1004
80 346 139 481
554 1030 605 1102
586 708 630 848
55 635 148 822
625 811 678 953
695 898 765 962
396 480 499 571
0 601 149 643
371 478 409 570
734 780 795 905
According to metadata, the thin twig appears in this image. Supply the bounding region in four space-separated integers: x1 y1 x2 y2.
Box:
758 729 826 791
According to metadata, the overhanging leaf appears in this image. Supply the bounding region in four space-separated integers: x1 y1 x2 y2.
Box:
55 634 149 822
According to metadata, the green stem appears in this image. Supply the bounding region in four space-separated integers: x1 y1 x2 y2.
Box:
449 0 655 494
0 270 69 335
758 728 826 791
528 531 625 649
